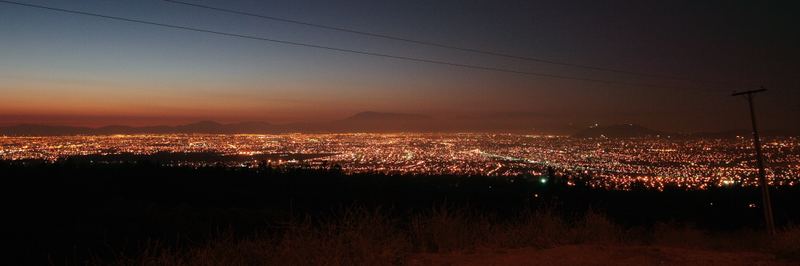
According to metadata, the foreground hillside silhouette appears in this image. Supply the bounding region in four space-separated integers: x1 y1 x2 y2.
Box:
1 160 798 264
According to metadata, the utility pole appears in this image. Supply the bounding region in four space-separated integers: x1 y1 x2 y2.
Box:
731 88 775 235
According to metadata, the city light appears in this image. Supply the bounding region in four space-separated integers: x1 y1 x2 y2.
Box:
1 133 798 190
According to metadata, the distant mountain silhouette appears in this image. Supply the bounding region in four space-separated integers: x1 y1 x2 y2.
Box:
2 115 796 136
687 129 751 139
451 112 580 134
343 111 431 121
176 121 224 133
0 121 276 136
688 128 800 138
224 121 275 132
572 124 665 138
330 111 435 132
95 125 173 134
0 112 435 135
0 124 93 136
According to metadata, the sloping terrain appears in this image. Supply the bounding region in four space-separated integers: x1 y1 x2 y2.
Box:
410 245 791 266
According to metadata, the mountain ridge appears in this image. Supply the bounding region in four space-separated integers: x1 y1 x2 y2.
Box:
0 112 433 136
572 124 666 138
2 115 797 137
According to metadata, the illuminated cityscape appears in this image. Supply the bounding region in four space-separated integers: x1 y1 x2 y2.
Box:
3 0 799 263
2 134 797 190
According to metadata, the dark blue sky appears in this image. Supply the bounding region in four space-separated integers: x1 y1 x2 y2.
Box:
1 0 797 131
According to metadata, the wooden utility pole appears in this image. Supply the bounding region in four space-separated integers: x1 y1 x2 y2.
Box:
731 88 775 235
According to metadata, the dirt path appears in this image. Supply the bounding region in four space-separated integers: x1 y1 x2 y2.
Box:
409 245 791 266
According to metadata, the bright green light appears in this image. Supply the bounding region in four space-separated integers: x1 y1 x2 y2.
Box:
540 177 548 184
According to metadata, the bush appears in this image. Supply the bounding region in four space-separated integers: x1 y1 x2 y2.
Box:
773 225 800 260
95 207 800 265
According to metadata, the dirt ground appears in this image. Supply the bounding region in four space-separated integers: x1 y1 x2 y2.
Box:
408 244 793 266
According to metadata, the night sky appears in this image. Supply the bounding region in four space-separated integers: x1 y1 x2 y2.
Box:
1 0 798 132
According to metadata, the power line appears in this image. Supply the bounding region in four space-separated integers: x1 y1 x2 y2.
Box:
0 0 723 93
163 0 736 88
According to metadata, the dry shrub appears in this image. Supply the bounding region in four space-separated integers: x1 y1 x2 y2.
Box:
102 207 800 264
99 232 277 266
98 208 409 266
410 206 621 252
651 223 775 252
486 209 570 249
488 208 620 249
572 209 620 244
772 225 800 260
273 207 409 265
651 223 799 261
652 222 709 248
410 205 492 252
185 234 275 265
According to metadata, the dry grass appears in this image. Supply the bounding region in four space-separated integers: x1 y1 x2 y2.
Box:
94 207 800 265
272 208 409 265
99 208 409 265
410 206 492 252
772 225 800 260
649 222 800 261
408 206 621 253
